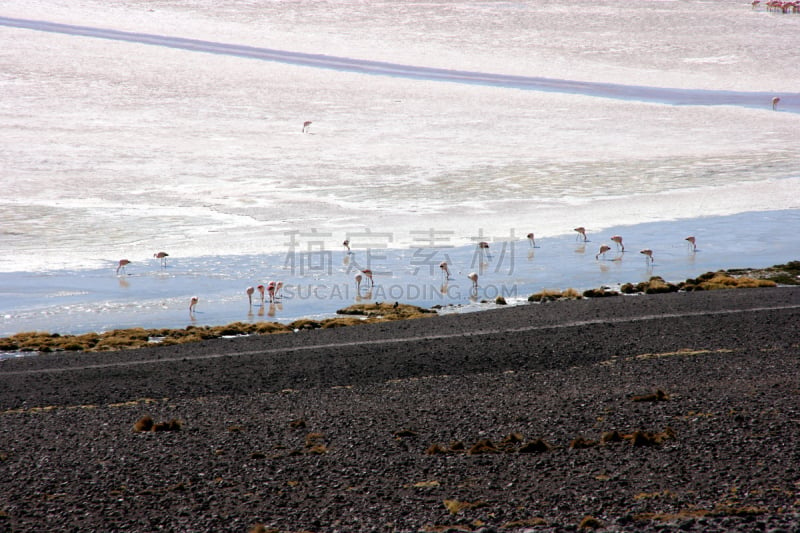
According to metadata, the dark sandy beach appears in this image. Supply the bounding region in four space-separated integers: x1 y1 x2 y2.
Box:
1 287 799 532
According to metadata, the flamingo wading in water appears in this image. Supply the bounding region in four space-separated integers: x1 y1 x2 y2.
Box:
246 286 255 306
468 272 478 290
610 235 624 252
154 251 168 267
189 296 199 313
361 269 374 287
596 244 611 260
640 249 654 263
685 236 697 252
526 233 536 247
116 259 131 274
574 227 587 242
439 261 451 280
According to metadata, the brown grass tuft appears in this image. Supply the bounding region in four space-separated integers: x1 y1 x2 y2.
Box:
425 444 449 455
133 415 154 432
600 430 624 444
468 439 500 455
631 388 670 402
518 438 553 453
443 499 486 515
569 436 598 449
578 515 604 529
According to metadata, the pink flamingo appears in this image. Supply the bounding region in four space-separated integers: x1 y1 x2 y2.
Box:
685 236 697 252
596 244 611 260
257 284 265 303
246 286 255 306
610 235 624 252
439 261 451 280
153 251 168 267
467 271 478 289
354 273 363 292
302 120 312 133
772 96 780 110
189 296 199 313
526 232 536 247
274 281 284 299
267 281 277 303
361 269 374 287
343 239 351 253
574 227 587 241
640 249 654 263
116 259 131 274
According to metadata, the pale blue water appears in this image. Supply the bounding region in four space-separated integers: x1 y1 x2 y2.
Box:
2 210 797 338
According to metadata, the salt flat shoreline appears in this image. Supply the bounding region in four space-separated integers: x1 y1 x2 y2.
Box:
0 287 798 531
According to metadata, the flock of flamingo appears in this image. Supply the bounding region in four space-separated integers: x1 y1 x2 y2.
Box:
115 230 698 315
753 0 800 14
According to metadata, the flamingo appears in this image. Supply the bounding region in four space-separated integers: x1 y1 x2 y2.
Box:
477 241 492 260
116 259 130 274
153 251 168 267
246 286 255 306
257 284 265 303
574 227 588 241
772 96 780 110
189 296 198 313
610 235 624 252
439 261 451 280
343 239 351 253
526 232 536 247
267 281 277 303
354 273 363 292
274 281 284 299
302 120 312 133
685 236 697 252
596 244 611 260
361 269 374 287
640 249 654 263
467 271 478 289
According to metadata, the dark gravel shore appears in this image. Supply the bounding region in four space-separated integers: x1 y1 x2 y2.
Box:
1 287 799 532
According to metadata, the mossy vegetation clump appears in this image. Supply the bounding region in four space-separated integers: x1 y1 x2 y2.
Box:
335 302 436 320
528 288 583 302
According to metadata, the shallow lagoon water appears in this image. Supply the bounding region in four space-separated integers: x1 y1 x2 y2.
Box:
2 210 797 337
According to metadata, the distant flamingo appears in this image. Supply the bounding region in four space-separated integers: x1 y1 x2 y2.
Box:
153 251 168 267
439 261 451 280
526 232 536 247
189 296 199 313
640 249 654 263
246 286 255 306
267 281 277 303
343 239 351 253
610 235 624 252
574 227 588 241
772 96 780 110
257 284 265 303
354 273 363 292
685 236 697 252
596 244 611 260
274 281 284 299
477 241 492 260
302 120 312 133
116 259 130 274
468 272 479 289
361 269 374 287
